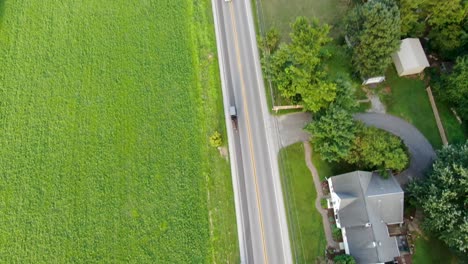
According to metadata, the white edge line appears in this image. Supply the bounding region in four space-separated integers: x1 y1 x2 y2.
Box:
243 0 293 263
210 0 247 263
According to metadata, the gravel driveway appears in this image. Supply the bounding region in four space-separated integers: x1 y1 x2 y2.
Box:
354 113 436 185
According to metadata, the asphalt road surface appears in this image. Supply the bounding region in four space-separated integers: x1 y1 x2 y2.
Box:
211 0 293 263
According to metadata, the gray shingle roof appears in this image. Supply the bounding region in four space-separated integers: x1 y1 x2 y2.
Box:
330 171 404 264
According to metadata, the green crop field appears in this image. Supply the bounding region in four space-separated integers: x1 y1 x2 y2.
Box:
0 0 238 262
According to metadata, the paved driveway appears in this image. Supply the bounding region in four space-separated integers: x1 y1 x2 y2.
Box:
276 112 436 185
276 112 312 148
354 113 436 185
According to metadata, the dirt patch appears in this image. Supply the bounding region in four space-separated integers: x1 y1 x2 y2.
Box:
217 146 228 160
382 86 392 94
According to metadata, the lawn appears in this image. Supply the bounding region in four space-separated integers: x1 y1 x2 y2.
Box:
0 0 237 262
256 0 352 39
323 43 370 112
380 68 466 149
413 235 459 264
380 68 443 148
311 151 356 181
433 96 467 145
279 143 326 263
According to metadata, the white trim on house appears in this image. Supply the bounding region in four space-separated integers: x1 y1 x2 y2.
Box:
342 227 350 254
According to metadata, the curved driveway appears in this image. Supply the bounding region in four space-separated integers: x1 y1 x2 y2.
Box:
276 112 436 185
354 113 436 185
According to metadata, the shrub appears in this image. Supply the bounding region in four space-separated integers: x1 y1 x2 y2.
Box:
209 131 222 148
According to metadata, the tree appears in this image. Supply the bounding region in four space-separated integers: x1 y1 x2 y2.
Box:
334 254 357 264
346 125 409 172
427 0 468 57
332 77 358 112
396 0 427 37
345 0 401 78
396 0 468 57
306 105 357 162
442 56 468 121
407 141 468 254
268 17 336 112
425 0 467 29
258 27 280 55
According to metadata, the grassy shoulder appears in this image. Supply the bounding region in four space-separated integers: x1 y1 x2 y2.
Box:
0 0 237 262
199 0 240 262
279 143 326 263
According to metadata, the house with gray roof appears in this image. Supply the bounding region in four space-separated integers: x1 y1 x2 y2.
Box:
328 171 404 264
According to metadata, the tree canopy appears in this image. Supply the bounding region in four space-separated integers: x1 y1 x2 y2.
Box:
396 0 427 37
267 17 336 112
396 0 468 58
306 106 357 162
408 141 468 254
442 56 468 121
258 28 280 55
307 115 408 172
427 0 468 56
345 0 401 78
305 78 358 162
345 125 409 173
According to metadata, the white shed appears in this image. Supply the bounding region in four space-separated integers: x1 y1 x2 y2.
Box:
392 38 430 76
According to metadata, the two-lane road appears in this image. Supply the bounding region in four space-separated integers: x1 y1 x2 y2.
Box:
211 0 293 263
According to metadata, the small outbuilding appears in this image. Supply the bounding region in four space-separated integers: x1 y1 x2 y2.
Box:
392 38 429 76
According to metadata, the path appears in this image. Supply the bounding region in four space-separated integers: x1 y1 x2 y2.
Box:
303 141 338 248
368 93 386 114
354 113 436 185
276 112 312 148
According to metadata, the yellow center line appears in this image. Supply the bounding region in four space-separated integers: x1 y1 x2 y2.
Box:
228 2 269 264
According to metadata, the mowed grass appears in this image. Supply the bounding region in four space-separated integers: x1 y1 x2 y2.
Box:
279 143 326 263
380 68 443 148
433 96 467 145
380 68 467 149
413 236 459 264
257 0 351 39
311 150 356 181
0 0 237 263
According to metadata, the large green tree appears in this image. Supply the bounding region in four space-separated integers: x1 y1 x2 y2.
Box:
427 0 468 56
306 106 357 162
268 17 336 112
396 0 427 37
345 0 401 78
442 56 468 121
332 77 359 112
396 0 468 57
305 78 358 162
408 141 468 254
346 125 409 172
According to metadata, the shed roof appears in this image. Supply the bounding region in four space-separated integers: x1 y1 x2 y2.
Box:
392 38 429 76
